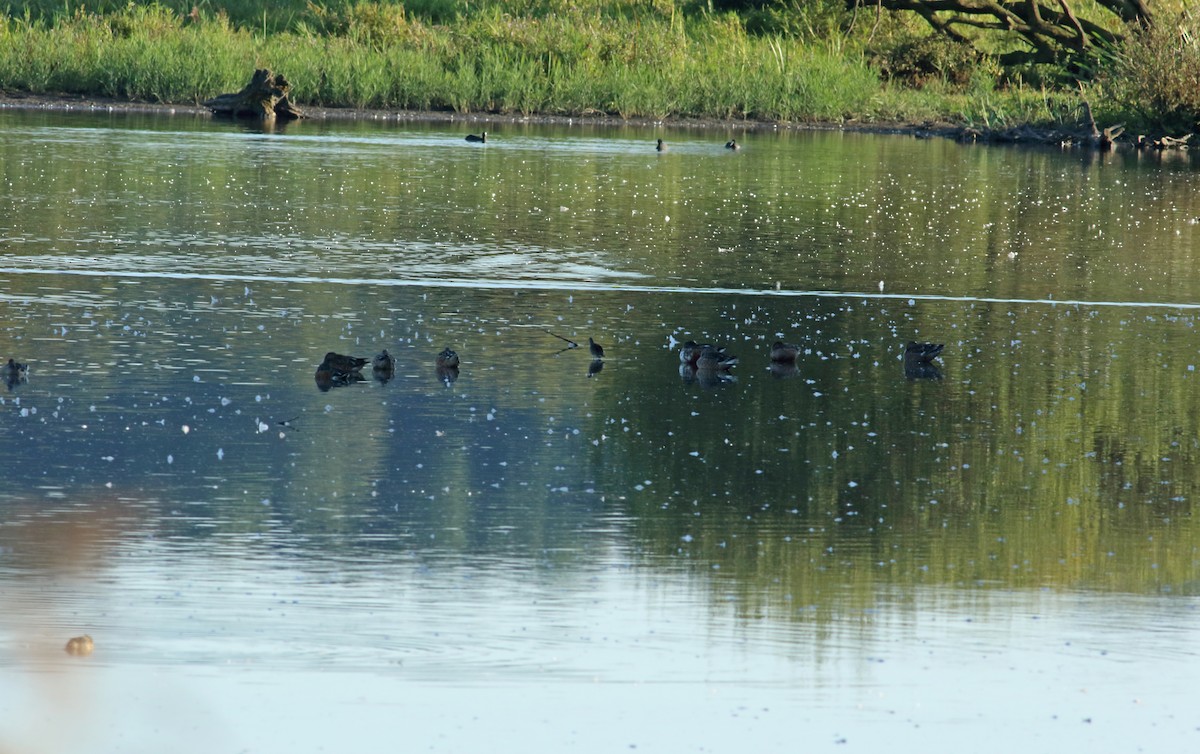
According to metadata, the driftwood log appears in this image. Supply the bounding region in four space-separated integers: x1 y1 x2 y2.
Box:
1078 85 1123 151
1136 134 1192 151
203 69 302 121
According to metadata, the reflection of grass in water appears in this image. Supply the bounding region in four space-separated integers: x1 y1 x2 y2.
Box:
599 301 1200 621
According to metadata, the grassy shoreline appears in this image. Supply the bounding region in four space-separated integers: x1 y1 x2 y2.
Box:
0 3 1090 132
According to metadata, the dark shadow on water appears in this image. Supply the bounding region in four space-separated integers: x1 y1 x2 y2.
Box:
768 362 800 380
315 371 367 392
680 364 737 387
904 362 943 381
373 368 394 385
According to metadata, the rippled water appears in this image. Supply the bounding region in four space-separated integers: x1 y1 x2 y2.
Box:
1 110 1199 751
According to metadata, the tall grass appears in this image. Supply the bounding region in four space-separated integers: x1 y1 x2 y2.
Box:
1102 11 1200 131
0 2 1074 125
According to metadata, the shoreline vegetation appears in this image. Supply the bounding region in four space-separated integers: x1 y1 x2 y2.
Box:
0 1 1196 148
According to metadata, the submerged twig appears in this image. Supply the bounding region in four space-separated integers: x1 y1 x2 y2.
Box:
542 329 579 349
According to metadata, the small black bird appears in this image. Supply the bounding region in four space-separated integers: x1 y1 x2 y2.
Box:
436 348 461 368
465 132 487 143
725 139 739 150
588 338 605 359
656 138 667 152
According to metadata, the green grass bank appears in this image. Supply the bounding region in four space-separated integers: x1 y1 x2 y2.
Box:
0 1 1180 131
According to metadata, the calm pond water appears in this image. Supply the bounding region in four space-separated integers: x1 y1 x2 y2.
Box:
1 109 1199 752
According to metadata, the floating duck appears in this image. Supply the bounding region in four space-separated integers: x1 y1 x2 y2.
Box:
372 349 395 373
436 365 459 385
725 139 740 150
656 138 667 152
65 635 94 656
465 131 487 143
770 341 800 362
4 358 26 379
315 352 368 391
588 338 605 359
320 352 368 374
679 341 728 366
696 345 737 371
436 348 460 368
679 341 701 364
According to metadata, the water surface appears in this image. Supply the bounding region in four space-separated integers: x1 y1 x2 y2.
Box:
1 110 1198 751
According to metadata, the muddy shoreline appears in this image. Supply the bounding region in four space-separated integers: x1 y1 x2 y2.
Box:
0 90 1160 150
0 90 953 137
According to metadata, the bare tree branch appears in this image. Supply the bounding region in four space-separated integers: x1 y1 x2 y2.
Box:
858 0 1151 65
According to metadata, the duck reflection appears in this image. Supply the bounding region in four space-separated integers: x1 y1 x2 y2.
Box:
588 359 604 377
680 363 737 387
904 341 945 381
768 361 800 379
315 370 366 392
436 365 460 385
